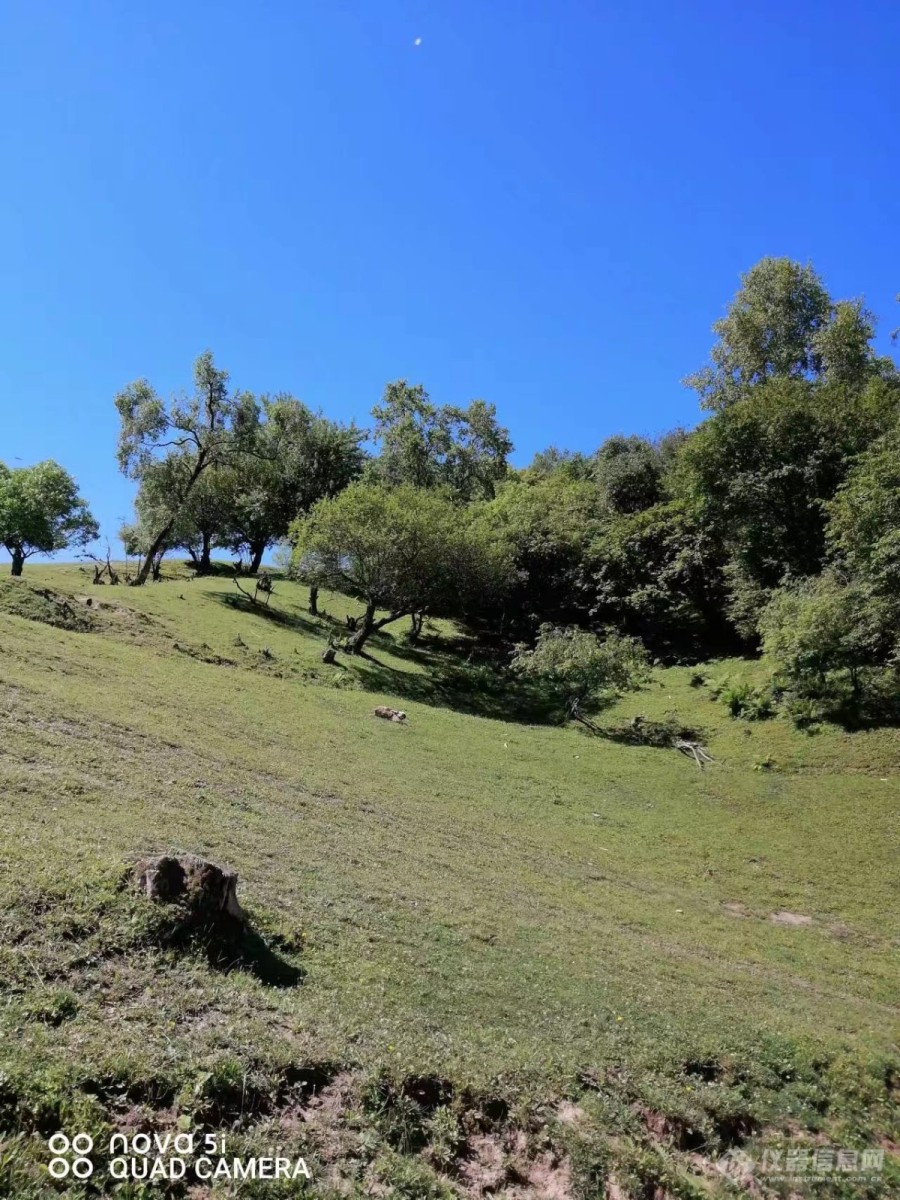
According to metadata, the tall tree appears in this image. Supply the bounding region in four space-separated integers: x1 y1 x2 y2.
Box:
676 375 900 631
372 380 512 500
476 472 603 637
685 257 884 410
225 396 366 573
0 460 98 575
114 351 257 584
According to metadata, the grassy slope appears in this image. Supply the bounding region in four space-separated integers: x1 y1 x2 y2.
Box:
0 565 897 1198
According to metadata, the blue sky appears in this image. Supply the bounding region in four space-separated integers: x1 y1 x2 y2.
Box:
1 0 898 552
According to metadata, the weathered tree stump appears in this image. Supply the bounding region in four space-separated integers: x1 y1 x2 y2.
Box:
131 854 244 923
321 646 337 664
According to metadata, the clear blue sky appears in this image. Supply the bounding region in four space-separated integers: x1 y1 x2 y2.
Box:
1 0 898 551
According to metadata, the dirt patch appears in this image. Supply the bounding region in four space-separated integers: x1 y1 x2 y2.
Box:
555 1100 588 1128
770 911 813 927
459 1129 574 1199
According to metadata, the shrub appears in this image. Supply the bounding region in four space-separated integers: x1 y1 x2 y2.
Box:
718 681 775 721
759 573 890 703
511 624 649 721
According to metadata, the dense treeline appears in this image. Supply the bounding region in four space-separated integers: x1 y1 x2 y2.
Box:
3 257 899 723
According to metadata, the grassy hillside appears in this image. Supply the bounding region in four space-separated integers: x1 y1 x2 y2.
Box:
0 564 897 1198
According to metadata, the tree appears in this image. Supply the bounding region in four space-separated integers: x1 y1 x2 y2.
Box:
114 351 257 585
131 459 235 575
685 258 886 410
476 472 605 636
511 624 649 722
827 423 900 600
224 396 366 573
290 483 510 654
589 498 731 659
676 375 899 629
372 380 512 500
592 434 665 515
0 460 98 575
759 574 889 703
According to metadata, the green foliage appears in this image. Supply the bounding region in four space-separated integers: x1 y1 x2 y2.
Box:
371 379 512 500
475 472 603 634
222 395 366 570
828 421 900 604
291 482 511 650
684 257 887 410
759 574 890 702
590 498 730 658
512 623 649 718
0 460 98 574
114 351 258 584
592 434 665 514
714 680 775 721
677 375 899 602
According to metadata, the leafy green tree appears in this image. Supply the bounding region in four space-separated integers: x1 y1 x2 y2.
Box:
290 483 510 653
827 423 900 599
526 446 596 482
171 466 237 573
0 460 98 575
511 624 649 722
589 498 730 658
476 472 604 636
372 380 512 500
676 375 900 629
225 396 366 573
685 258 887 410
592 434 665 514
759 574 889 702
114 351 257 585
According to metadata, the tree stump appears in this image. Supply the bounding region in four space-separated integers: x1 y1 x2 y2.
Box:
131 854 244 923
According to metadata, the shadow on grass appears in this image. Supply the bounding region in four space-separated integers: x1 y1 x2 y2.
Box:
354 634 561 725
211 591 562 725
198 921 305 989
207 590 323 637
817 690 900 732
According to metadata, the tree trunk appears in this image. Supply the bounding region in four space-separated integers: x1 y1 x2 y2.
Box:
346 605 410 654
198 530 212 574
133 452 207 586
133 518 176 586
10 548 24 577
308 585 319 616
248 543 265 575
346 601 378 654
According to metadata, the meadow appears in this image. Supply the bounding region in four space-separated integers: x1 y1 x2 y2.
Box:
0 565 897 1198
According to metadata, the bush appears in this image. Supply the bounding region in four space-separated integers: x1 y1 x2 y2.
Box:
511 624 649 720
759 573 890 703
718 681 775 721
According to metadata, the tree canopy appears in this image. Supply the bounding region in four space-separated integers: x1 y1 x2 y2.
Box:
685 257 891 410
0 460 98 575
290 482 511 653
371 380 512 500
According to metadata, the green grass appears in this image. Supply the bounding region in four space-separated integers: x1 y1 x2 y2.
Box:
0 563 898 1197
